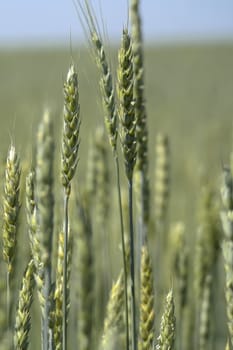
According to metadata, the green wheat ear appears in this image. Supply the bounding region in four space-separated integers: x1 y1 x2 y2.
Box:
139 244 155 350
118 28 136 181
156 290 176 350
2 145 21 274
61 64 80 193
102 271 125 346
14 259 35 350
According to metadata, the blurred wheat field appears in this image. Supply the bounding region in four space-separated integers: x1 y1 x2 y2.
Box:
1 44 233 222
1 23 233 349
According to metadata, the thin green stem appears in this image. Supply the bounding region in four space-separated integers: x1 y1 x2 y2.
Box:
63 190 69 350
6 271 10 330
115 155 129 350
128 178 137 350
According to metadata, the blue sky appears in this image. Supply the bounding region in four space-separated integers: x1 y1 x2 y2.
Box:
1 0 233 45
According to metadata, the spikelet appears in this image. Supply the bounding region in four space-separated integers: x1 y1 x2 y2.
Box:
156 290 176 350
139 244 155 350
118 29 136 181
2 145 21 274
14 259 35 350
61 64 80 193
102 271 125 346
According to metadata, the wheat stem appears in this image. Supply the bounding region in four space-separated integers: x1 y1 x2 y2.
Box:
115 155 129 350
63 192 69 350
129 178 137 350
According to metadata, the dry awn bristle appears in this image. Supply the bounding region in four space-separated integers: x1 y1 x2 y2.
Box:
61 64 80 193
2 145 21 274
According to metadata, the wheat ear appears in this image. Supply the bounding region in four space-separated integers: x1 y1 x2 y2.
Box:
156 290 176 350
14 259 35 350
61 63 80 350
102 271 125 347
2 145 21 329
139 244 155 350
